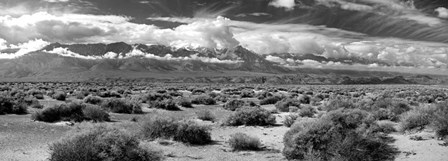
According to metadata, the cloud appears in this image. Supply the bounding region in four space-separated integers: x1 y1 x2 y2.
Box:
43 0 70 3
0 38 7 50
43 47 242 64
269 0 295 10
0 12 239 49
436 7 448 19
0 39 49 59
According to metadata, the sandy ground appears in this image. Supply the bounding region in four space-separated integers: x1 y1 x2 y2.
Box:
1 99 448 161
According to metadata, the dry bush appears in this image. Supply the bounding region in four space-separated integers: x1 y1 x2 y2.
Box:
275 99 300 112
49 125 162 161
228 133 261 151
191 95 216 105
259 96 282 105
399 105 436 132
83 96 103 105
140 116 212 145
283 109 398 161
283 114 300 127
225 107 276 126
196 109 215 121
223 99 245 111
177 97 193 108
101 98 143 114
52 91 66 101
149 99 180 111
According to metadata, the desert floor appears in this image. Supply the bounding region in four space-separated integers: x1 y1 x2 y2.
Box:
1 97 448 161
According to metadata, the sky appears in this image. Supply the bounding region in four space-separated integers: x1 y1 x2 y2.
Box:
0 0 447 74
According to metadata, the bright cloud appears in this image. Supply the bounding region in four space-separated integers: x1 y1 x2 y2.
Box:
0 39 50 59
43 0 70 3
436 7 448 19
269 0 295 10
43 47 242 64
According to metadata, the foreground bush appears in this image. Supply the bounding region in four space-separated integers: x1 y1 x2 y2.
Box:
225 107 276 126
433 101 448 137
141 116 212 145
228 133 261 151
283 109 397 161
49 126 162 161
101 98 143 114
223 99 245 111
399 105 436 132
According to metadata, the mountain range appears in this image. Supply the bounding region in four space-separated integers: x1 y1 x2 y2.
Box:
0 42 446 84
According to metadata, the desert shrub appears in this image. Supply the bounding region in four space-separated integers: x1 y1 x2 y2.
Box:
433 101 448 137
32 102 84 122
82 104 110 122
173 121 212 145
0 97 15 114
284 114 300 127
275 99 300 112
11 102 28 115
101 98 143 114
223 99 245 111
322 97 357 111
177 97 193 108
299 105 316 118
225 107 276 126
196 109 215 121
34 93 44 99
30 101 44 109
371 98 412 121
32 106 61 122
49 126 162 161
228 133 261 151
240 90 255 98
259 96 282 105
98 91 122 98
141 117 212 145
191 95 216 105
0 96 29 115
52 91 66 101
283 109 397 161
141 92 172 103
149 99 180 111
298 95 311 104
83 96 103 105
372 120 397 134
141 116 179 139
399 105 436 132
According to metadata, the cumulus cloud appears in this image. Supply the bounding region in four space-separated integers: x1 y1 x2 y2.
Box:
436 7 448 19
0 39 50 59
269 0 295 10
0 12 238 49
43 47 242 64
